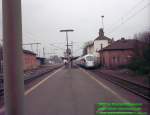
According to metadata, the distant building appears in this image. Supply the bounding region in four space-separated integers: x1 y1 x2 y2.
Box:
36 57 46 65
0 48 41 72
23 50 38 71
49 55 62 64
99 38 145 68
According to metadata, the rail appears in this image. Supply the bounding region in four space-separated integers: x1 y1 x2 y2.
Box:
91 70 150 101
0 78 3 96
0 64 63 96
24 65 62 82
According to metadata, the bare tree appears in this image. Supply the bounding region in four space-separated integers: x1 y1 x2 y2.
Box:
82 41 93 56
134 31 150 44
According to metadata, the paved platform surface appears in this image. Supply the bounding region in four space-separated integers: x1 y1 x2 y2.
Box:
24 66 149 115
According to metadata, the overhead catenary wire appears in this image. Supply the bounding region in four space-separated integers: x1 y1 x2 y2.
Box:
106 0 146 31
106 0 149 33
108 2 150 33
49 43 65 51
23 31 38 42
49 42 83 51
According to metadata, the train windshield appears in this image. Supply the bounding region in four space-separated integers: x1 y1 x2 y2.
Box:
86 56 94 61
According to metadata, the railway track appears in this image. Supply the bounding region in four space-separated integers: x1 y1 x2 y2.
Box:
0 64 63 96
90 69 150 101
24 65 62 82
0 78 3 96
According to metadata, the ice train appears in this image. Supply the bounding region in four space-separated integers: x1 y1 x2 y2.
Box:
76 54 100 69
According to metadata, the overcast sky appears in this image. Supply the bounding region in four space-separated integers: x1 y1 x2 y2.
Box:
0 0 150 57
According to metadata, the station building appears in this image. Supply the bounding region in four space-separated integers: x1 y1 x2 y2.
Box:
86 28 113 58
99 38 145 69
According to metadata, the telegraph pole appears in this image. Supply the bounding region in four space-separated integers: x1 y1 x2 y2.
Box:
66 32 69 56
23 42 41 55
36 43 40 56
71 41 73 57
2 0 24 115
31 44 33 51
43 47 45 58
71 41 73 67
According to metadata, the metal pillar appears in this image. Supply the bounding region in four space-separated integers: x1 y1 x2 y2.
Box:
71 41 73 67
36 43 38 56
2 0 24 115
43 48 45 58
31 44 33 52
71 41 73 57
65 32 69 60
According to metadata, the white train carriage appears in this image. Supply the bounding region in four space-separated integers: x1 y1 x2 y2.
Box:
76 54 100 68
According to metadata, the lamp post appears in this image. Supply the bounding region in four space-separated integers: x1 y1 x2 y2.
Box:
60 29 74 61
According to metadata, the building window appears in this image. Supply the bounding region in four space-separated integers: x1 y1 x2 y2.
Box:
112 57 115 63
100 44 103 49
117 57 120 63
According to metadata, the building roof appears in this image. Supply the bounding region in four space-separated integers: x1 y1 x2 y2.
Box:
95 36 112 41
36 57 46 59
23 50 36 55
100 39 143 51
94 28 112 42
